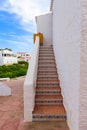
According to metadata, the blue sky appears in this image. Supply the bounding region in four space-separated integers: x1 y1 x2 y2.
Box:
0 0 50 53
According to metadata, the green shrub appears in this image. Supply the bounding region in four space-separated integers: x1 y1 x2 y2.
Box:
0 62 28 78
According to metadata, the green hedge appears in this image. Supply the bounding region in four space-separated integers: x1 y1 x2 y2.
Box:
0 61 28 78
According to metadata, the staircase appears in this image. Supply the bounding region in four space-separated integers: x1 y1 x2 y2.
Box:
32 45 66 121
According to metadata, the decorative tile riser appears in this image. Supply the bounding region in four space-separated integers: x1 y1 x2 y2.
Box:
39 53 54 55
39 62 56 65
37 81 59 83
39 50 53 52
36 85 60 88
39 48 53 50
38 67 57 71
38 70 57 73
39 59 55 62
39 61 55 63
38 65 56 68
36 91 61 95
35 103 63 105
37 77 59 81
36 87 61 90
33 114 67 121
39 55 54 57
35 99 63 105
37 82 59 85
37 75 58 78
36 93 61 96
37 83 60 86
39 58 55 60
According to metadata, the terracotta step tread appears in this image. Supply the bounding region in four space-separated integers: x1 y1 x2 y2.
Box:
39 52 54 54
38 68 57 70
39 58 55 60
38 65 56 67
39 55 54 57
38 70 57 72
37 82 59 85
37 80 59 82
40 48 53 50
39 51 53 52
37 83 59 85
39 62 55 64
36 85 60 88
40 46 53 48
36 87 61 90
36 95 62 99
33 105 66 114
39 61 56 64
39 59 55 61
38 64 56 66
37 74 58 78
37 75 58 78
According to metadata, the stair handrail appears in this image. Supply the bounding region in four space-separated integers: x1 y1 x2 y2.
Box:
24 36 40 122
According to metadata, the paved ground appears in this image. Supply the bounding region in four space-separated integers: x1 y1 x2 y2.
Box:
0 78 69 130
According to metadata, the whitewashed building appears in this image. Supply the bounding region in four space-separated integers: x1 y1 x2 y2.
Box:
24 1 87 130
17 52 31 62
0 49 17 65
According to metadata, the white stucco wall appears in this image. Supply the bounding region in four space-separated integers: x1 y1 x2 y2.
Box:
0 52 3 65
3 57 17 65
0 82 11 96
52 0 81 130
79 0 87 129
36 13 52 45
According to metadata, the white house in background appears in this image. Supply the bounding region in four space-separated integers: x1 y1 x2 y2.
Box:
17 52 31 62
24 0 87 130
0 49 17 65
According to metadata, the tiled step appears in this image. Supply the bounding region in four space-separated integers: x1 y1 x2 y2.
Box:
33 105 66 121
36 82 60 88
35 99 63 105
39 60 55 63
39 52 54 55
39 57 55 60
38 64 56 67
38 70 57 73
39 50 53 52
35 95 63 105
36 95 62 99
36 87 61 90
37 77 58 80
39 57 55 62
33 114 66 121
37 82 59 85
36 84 60 88
37 74 58 78
40 46 53 49
37 79 59 83
38 66 56 69
36 90 61 95
40 47 53 51
39 54 54 57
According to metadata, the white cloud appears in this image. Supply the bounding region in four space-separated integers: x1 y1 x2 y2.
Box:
0 0 51 32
